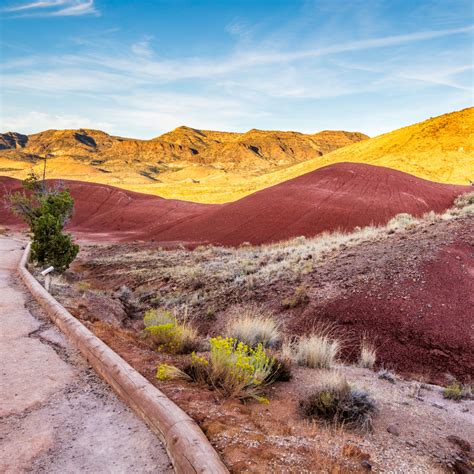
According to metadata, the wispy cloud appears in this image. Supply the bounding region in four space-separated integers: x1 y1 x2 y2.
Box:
131 37 154 58
3 0 98 17
1 2 472 138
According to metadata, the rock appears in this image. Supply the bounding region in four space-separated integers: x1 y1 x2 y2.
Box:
447 435 471 453
342 443 370 461
201 420 227 438
75 292 128 326
453 457 473 474
361 460 372 470
387 424 400 436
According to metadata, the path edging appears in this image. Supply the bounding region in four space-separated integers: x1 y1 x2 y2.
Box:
18 243 228 474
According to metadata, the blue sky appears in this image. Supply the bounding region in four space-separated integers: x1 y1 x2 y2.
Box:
0 0 473 138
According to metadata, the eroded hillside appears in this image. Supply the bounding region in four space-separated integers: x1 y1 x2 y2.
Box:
0 126 367 202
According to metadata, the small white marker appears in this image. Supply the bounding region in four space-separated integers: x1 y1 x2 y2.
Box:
41 266 54 291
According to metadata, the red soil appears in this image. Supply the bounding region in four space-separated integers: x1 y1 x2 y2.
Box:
287 218 474 383
1 163 470 245
0 176 211 238
157 163 470 245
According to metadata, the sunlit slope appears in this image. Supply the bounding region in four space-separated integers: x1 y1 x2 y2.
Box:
125 108 474 201
252 107 474 192
0 127 367 203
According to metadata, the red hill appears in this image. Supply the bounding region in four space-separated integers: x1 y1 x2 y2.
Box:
151 163 470 245
0 163 469 245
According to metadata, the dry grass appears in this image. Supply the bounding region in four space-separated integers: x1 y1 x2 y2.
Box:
441 190 474 220
226 304 281 348
377 368 396 384
84 193 473 320
289 331 341 369
387 213 418 230
358 339 377 369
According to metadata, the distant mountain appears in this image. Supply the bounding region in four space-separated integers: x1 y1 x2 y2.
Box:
0 126 367 192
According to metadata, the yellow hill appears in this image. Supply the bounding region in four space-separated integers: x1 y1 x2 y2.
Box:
104 107 474 202
254 107 473 190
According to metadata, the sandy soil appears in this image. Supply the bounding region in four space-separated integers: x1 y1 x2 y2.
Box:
0 236 173 473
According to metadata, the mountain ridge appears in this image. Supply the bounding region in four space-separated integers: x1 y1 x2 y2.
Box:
0 107 472 203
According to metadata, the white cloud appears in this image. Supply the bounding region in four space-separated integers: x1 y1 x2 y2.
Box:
131 38 154 58
0 111 114 134
3 0 66 12
3 0 97 17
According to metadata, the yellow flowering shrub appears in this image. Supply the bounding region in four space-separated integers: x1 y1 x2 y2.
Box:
190 336 276 399
143 308 174 328
144 308 199 354
156 364 189 381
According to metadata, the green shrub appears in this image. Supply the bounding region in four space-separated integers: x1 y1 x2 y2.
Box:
143 308 174 327
144 308 200 354
186 337 277 400
443 381 473 401
8 172 79 273
31 213 79 273
300 372 377 431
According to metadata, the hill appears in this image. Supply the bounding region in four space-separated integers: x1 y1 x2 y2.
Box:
253 107 474 192
0 126 367 203
149 162 470 246
1 163 469 245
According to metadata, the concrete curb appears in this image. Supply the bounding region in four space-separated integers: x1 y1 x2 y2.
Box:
18 243 228 474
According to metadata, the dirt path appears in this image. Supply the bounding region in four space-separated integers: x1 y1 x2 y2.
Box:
0 236 173 473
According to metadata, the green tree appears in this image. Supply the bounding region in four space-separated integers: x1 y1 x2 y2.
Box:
8 172 79 273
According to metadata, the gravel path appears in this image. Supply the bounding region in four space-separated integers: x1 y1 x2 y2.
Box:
0 236 173 473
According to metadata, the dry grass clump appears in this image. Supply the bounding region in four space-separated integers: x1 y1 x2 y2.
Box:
453 191 474 209
377 368 396 384
287 331 341 369
442 191 474 219
186 337 278 400
387 213 418 231
144 308 200 354
443 380 473 401
155 364 190 381
226 304 281 348
282 284 309 309
300 371 377 431
358 339 377 369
